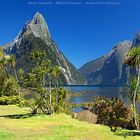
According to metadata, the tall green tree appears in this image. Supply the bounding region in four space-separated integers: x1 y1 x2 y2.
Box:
52 66 61 106
47 66 61 113
124 46 140 130
0 48 10 78
0 48 7 96
0 48 19 97
24 50 70 115
8 55 18 82
24 50 54 114
0 48 18 81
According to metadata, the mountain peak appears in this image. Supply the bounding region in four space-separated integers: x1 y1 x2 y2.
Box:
132 32 140 47
3 12 86 85
3 12 51 53
112 40 132 51
31 12 45 24
29 12 51 40
80 40 132 85
34 11 43 17
14 12 51 42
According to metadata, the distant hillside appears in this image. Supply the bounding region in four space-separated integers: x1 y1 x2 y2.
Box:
80 41 136 85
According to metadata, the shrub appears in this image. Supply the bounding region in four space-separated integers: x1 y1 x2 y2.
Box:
0 96 21 105
19 98 35 108
23 87 71 115
90 96 133 131
0 77 19 97
52 88 71 114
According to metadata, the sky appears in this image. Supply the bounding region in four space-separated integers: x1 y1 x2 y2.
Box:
0 0 140 68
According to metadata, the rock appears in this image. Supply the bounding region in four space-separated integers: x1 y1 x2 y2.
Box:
74 110 97 124
132 32 140 47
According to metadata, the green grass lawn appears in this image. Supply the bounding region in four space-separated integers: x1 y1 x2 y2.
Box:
0 105 139 140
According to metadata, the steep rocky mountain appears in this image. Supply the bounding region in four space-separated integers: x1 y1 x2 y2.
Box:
132 32 140 47
79 56 105 79
3 12 86 85
80 41 136 85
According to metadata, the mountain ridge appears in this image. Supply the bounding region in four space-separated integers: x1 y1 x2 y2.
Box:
3 12 86 85
3 12 140 85
79 40 136 85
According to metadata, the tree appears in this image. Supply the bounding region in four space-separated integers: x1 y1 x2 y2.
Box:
24 50 58 114
24 50 70 115
0 48 6 95
0 48 19 97
24 50 50 114
18 68 24 87
0 48 10 78
0 48 18 81
8 55 18 82
129 76 140 102
48 66 61 110
52 87 70 114
124 46 140 130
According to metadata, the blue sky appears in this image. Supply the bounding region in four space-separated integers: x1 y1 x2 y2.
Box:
0 0 140 68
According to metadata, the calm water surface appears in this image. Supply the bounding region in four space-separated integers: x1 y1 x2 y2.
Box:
64 85 139 112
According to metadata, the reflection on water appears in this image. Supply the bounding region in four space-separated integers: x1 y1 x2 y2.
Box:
66 85 129 104
64 85 140 112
